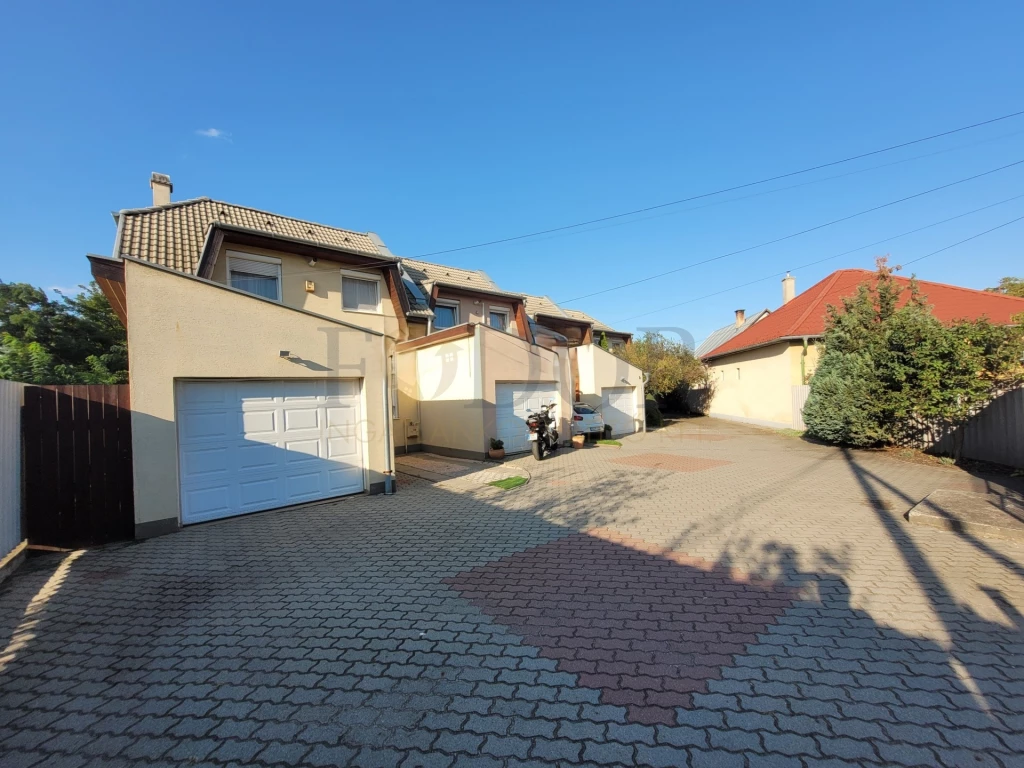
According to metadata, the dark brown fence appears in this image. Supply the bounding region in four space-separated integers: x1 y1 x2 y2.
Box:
22 385 134 547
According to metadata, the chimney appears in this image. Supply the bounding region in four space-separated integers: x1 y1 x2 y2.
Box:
734 309 745 328
150 172 173 206
782 272 796 305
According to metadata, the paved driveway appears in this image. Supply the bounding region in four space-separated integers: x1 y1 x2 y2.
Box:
1 418 1022 767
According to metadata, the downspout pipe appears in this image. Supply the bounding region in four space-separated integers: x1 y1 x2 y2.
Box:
800 337 809 384
642 371 650 433
382 336 395 495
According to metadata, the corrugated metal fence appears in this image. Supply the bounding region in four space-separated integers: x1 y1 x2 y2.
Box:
911 388 1024 469
0 380 25 563
792 385 811 430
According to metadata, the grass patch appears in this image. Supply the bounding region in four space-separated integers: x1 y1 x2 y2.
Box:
775 428 805 438
596 439 622 446
487 476 528 490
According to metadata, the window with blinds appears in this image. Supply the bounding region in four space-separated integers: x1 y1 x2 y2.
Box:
228 254 282 301
342 275 381 313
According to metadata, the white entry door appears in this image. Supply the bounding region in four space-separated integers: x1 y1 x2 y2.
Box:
496 382 560 454
602 386 636 436
177 379 365 524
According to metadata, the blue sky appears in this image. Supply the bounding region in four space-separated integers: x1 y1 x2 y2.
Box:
1 2 1022 345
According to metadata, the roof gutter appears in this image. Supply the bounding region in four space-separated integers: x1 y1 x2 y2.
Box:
702 334 823 362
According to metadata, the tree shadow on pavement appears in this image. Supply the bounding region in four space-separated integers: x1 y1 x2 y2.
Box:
0 458 1019 766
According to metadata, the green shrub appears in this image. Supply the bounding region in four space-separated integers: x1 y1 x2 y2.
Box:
645 396 664 428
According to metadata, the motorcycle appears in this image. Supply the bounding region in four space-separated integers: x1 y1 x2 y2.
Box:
526 402 559 461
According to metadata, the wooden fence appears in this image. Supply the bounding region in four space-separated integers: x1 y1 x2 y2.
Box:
0 381 25 565
22 385 134 547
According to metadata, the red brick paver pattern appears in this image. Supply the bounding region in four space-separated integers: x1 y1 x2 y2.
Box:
609 453 734 473
444 529 794 725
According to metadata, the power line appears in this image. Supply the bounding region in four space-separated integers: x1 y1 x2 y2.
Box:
903 215 1024 265
258 128 1024 285
558 157 1024 304
499 127 1024 249
414 108 1024 258
612 192 1024 323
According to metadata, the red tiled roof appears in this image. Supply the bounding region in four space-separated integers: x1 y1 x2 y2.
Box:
702 269 1024 359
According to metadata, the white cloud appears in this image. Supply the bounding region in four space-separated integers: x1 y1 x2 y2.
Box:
195 128 231 140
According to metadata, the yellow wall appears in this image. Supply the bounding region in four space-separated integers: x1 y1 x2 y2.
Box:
706 341 805 428
125 260 391 530
576 344 646 432
210 242 403 339
409 334 485 455
479 326 572 444
396 325 572 458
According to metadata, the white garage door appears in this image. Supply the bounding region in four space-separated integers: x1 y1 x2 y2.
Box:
602 386 636 436
177 379 365 525
496 382 560 454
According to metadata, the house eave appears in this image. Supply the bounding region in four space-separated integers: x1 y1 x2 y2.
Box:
702 335 820 362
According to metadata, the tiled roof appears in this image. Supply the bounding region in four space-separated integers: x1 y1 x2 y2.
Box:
400 258 502 293
116 198 385 273
703 269 1024 359
561 308 629 336
695 309 770 357
523 294 569 320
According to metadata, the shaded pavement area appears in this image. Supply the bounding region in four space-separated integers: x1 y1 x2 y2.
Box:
0 417 1022 767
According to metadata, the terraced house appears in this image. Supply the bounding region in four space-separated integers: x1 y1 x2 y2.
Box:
89 173 643 537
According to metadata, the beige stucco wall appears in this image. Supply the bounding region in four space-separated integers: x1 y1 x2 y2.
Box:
125 260 391 529
479 326 572 445
706 341 802 428
434 289 524 338
408 334 485 455
576 344 646 432
393 349 421 454
210 242 402 339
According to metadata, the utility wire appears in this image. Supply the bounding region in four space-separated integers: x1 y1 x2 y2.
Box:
250 128 1024 285
613 195 1024 323
414 109 1024 258
559 157 1024 304
903 215 1024 266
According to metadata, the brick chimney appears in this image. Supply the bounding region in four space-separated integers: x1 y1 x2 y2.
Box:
782 272 796 305
150 172 173 206
734 309 745 328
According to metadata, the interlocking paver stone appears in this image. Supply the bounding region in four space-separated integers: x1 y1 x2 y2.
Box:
0 417 1021 767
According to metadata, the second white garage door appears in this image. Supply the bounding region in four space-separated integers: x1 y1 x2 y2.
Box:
496 382 560 454
602 386 637 436
177 379 365 525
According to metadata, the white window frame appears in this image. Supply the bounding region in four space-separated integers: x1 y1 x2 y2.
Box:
432 300 460 331
226 251 282 302
340 268 383 315
487 307 511 333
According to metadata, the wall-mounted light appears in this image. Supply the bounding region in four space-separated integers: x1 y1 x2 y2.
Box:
308 257 318 267
279 350 292 358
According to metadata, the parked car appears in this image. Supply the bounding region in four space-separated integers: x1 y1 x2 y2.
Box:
572 404 605 436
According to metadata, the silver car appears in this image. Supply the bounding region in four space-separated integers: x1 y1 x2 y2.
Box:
572 404 605 436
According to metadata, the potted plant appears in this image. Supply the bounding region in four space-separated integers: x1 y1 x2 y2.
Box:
488 438 505 460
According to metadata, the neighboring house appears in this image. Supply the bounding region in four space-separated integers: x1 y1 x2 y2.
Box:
522 295 644 438
87 173 646 536
694 308 770 357
700 270 1024 429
